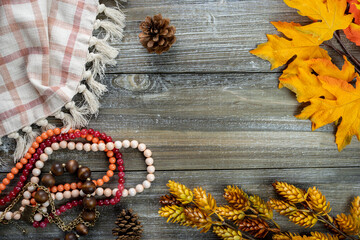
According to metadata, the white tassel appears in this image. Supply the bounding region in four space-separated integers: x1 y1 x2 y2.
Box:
77 84 100 114
89 36 119 59
65 101 89 127
54 111 72 133
22 126 39 158
0 137 2 145
36 118 55 132
87 52 116 78
83 71 107 97
93 19 124 40
8 132 26 162
97 4 126 27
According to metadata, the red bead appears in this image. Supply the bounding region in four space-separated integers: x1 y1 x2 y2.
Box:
74 131 81 138
36 148 43 155
80 129 88 135
72 200 78 207
29 158 36 164
20 175 27 182
45 139 52 147
116 191 122 198
26 164 33 170
116 153 123 158
118 172 125 178
17 181 24 188
55 209 61 215
104 199 110 205
14 186 21 193
0 199 5 205
118 178 124 184
110 199 116 205
66 202 73 209
40 143 46 149
4 196 10 202
100 133 106 140
9 191 16 198
23 169 29 176
118 184 124 191
88 129 94 135
40 221 47 228
118 166 124 172
105 136 112 142
113 148 119 154
44 218 49 223
33 221 40 228
94 131 100 137
69 133 75 139
51 136 57 143
57 135 63 141
97 200 104 206
117 159 124 165
63 134 70 141
60 206 66 212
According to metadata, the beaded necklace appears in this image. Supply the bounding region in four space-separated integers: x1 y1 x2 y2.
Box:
0 128 155 240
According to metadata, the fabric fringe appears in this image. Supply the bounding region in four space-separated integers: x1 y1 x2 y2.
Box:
3 3 125 163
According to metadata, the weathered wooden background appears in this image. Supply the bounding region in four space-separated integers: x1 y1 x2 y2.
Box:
1 0 360 239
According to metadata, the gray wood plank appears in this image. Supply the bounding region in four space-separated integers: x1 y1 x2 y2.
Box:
0 168 359 239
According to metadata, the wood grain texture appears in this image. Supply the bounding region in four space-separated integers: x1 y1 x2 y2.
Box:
1 0 360 239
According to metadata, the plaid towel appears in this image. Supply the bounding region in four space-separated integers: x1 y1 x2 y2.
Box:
0 0 125 161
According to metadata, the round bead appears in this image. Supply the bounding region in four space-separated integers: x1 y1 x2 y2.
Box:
104 188 112 197
31 176 39 184
91 143 98 152
128 188 136 196
135 184 144 193
23 191 31 199
145 157 154 166
34 190 49 204
122 189 128 197
5 211 13 220
138 143 146 152
122 140 130 148
51 142 60 150
76 223 88 236
83 143 91 152
130 140 138 148
39 206 47 214
40 153 48 162
44 147 53 155
143 180 151 189
83 196 97 209
59 141 67 149
106 142 114 150
65 233 78 240
79 190 85 197
75 142 83 151
13 212 21 220
32 168 41 176
35 161 44 169
67 142 75 150
96 188 104 196
34 213 42 221
71 189 80 198
21 199 30 206
63 191 71 199
112 188 118 196
42 201 50 207
147 165 155 174
50 163 64 176
144 149 152 157
114 141 122 149
65 159 79 174
98 143 105 151
77 166 91 180
82 210 96 222
28 185 36 192
82 181 96 194
41 174 55 187
147 174 155 182
55 192 64 201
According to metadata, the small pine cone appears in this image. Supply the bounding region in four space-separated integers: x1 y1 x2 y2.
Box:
350 196 360 222
268 199 297 216
272 232 298 240
139 14 176 54
113 209 143 240
335 213 360 235
159 194 182 206
288 211 318 228
213 226 242 240
224 186 250 211
249 195 273 220
167 180 193 204
193 187 217 213
184 207 212 233
158 205 186 224
216 205 245 221
273 181 307 204
236 218 270 238
310 232 339 240
306 187 331 215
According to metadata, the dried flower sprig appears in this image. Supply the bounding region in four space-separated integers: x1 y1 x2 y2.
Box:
159 180 360 240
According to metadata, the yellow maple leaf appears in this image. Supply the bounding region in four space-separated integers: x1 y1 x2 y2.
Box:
297 75 360 151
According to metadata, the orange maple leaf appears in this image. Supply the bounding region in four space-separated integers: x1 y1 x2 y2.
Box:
344 0 360 45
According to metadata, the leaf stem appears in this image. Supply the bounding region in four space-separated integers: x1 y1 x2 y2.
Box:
333 31 360 73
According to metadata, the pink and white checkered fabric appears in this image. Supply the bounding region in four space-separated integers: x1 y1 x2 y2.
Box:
0 0 98 137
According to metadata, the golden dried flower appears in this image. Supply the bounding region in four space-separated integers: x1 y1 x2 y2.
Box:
193 187 217 213
306 187 331 216
158 205 186 224
310 231 339 240
272 232 298 240
237 218 269 238
213 226 242 240
273 181 307 204
249 195 273 220
216 205 245 221
224 186 250 211
184 207 212 233
159 194 182 206
167 180 193 204
288 211 318 228
350 196 360 222
335 213 360 235
269 199 297 216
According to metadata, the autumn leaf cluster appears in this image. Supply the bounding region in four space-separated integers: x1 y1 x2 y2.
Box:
250 0 360 151
159 180 360 240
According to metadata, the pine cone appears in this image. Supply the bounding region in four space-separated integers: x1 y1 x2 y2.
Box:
112 209 143 240
139 14 176 54
159 194 182 206
236 218 270 238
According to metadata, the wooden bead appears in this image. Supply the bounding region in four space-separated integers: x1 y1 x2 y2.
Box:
83 196 97 209
34 190 49 204
82 210 96 222
65 160 79 174
41 173 56 187
50 163 64 176
77 166 91 180
82 181 96 194
64 233 78 240
75 223 88 236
